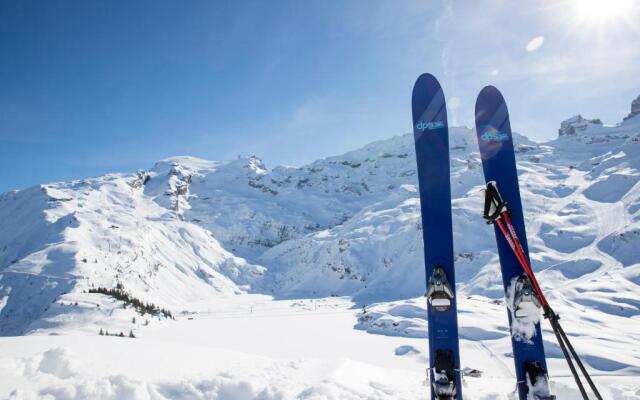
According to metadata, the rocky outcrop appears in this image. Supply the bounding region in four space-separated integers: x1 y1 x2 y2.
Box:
558 115 602 136
166 163 193 213
130 170 150 189
624 95 640 121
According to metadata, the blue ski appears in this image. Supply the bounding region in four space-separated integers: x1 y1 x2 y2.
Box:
475 86 553 400
412 73 462 400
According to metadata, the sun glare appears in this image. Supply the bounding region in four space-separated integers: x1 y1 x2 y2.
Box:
572 0 635 23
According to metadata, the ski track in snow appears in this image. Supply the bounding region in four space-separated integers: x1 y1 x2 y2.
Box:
0 112 640 398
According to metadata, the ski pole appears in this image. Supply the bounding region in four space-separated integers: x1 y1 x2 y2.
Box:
500 212 549 306
553 316 603 400
548 313 589 399
499 212 602 400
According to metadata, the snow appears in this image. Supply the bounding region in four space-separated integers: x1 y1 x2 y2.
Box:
355 296 640 397
526 371 552 400
0 106 639 397
2 296 637 399
1 297 428 400
504 277 541 343
0 175 264 336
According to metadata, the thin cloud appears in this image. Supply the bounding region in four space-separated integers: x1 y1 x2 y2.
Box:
526 36 545 52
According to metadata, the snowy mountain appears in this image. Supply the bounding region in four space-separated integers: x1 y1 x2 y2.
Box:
0 102 639 340
264 115 640 310
1 98 640 399
0 169 265 336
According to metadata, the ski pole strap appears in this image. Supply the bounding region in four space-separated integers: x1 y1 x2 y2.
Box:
483 181 507 224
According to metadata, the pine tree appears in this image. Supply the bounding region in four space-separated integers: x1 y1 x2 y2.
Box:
129 330 136 338
99 328 104 335
132 316 136 324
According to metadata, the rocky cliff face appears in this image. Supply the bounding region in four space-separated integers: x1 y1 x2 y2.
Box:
624 94 640 121
558 115 603 136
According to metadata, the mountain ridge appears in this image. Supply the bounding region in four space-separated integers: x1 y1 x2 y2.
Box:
0 108 639 335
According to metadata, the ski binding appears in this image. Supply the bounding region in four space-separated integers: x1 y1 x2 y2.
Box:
524 362 555 400
426 266 454 312
433 350 457 399
513 275 541 319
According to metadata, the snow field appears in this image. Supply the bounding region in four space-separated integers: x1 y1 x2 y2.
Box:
0 108 639 398
4 295 638 399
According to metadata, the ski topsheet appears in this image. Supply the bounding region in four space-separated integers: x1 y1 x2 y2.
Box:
475 86 552 400
412 73 462 400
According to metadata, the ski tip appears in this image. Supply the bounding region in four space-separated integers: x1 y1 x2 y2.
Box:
475 85 504 109
474 85 509 128
412 73 442 98
411 73 447 139
414 72 439 86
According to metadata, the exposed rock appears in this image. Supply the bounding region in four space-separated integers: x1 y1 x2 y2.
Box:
624 94 640 121
130 170 150 189
166 163 193 213
558 115 602 136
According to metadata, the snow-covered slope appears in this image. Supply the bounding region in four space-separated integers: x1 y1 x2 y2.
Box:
263 115 640 310
1 104 639 337
0 171 264 335
0 98 639 399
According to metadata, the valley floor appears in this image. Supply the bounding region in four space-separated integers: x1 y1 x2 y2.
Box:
0 295 638 399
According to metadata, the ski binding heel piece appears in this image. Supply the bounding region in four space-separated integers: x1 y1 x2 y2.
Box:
513 275 541 319
433 350 456 399
524 362 555 400
426 266 454 312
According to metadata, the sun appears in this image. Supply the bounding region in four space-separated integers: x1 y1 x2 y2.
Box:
571 0 635 24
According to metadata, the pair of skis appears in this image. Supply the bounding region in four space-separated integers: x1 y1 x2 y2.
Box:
412 74 601 400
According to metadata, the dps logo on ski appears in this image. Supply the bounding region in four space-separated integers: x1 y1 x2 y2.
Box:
415 120 445 131
480 125 509 142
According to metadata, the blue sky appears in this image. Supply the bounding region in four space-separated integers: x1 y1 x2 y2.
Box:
1 0 639 193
